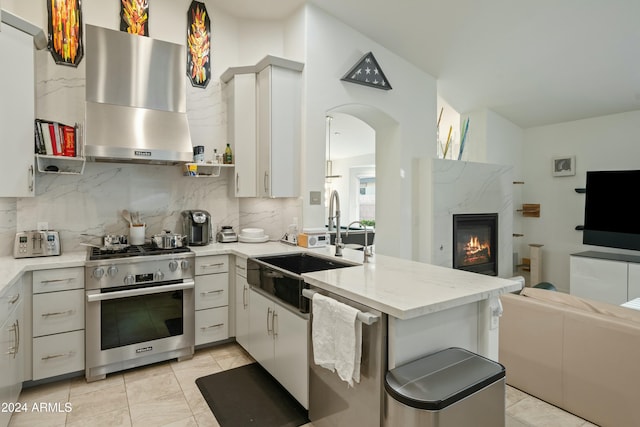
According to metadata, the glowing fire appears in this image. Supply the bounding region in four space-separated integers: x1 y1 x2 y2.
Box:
462 235 491 264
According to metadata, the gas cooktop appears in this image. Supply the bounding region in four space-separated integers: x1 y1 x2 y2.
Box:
87 244 191 261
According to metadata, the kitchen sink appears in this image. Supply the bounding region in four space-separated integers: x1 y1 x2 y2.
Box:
246 253 357 313
253 252 357 275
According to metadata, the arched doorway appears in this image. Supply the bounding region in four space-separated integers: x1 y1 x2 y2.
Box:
324 104 404 258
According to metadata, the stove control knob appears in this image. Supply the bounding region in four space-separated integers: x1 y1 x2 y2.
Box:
169 260 179 272
124 274 135 286
155 270 165 281
107 265 119 277
181 259 191 270
93 267 105 279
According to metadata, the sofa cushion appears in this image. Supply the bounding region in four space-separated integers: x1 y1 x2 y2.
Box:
499 293 564 406
520 287 640 325
562 311 640 427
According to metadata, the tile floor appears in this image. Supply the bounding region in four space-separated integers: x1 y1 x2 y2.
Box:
9 343 597 427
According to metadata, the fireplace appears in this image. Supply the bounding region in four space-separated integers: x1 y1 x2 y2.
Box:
453 213 498 276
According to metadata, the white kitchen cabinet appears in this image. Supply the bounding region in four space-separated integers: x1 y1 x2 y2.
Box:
31 267 84 381
32 289 84 337
32 330 84 381
628 263 640 301
194 255 230 346
248 289 309 408
226 73 257 197
195 255 229 276
0 279 24 427
0 19 35 197
256 63 302 198
195 307 229 346
569 252 638 305
234 257 250 350
32 267 84 293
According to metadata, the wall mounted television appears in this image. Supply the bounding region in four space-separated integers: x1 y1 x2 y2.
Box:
583 170 640 251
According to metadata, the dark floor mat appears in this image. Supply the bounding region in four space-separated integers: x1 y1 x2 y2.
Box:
195 363 309 427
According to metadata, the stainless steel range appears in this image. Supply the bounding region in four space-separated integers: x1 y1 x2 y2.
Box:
84 244 195 382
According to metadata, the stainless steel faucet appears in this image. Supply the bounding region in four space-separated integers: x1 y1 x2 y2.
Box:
347 221 373 263
328 190 343 256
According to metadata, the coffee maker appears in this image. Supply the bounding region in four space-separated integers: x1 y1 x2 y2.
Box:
181 210 212 246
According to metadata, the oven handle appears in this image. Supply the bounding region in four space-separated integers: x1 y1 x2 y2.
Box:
86 280 195 303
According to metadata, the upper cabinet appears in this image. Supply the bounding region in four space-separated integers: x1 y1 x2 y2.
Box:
0 18 36 197
226 73 257 197
257 62 302 198
222 56 303 198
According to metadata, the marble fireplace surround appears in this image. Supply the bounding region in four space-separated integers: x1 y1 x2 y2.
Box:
417 158 513 278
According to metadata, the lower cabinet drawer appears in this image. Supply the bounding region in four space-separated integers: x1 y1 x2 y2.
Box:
195 273 229 311
33 330 84 381
33 267 84 293
195 306 229 346
33 289 84 337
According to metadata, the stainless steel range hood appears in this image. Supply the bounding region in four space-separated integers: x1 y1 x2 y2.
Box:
84 25 193 164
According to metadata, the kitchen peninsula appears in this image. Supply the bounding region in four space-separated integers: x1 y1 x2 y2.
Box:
1 241 519 426
1 241 520 366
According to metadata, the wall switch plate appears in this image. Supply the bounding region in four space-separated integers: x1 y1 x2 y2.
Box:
310 191 321 205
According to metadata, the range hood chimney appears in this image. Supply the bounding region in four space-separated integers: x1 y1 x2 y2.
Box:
84 25 193 164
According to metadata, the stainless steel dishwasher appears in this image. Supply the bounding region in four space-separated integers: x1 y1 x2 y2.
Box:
306 285 387 427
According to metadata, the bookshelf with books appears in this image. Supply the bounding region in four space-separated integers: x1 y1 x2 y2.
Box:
34 119 85 174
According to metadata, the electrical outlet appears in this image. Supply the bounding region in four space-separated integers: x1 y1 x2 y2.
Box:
37 222 49 231
310 191 321 205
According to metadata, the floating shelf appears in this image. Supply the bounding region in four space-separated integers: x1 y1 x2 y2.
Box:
517 258 531 272
517 204 540 217
183 163 233 178
35 154 85 174
575 188 586 194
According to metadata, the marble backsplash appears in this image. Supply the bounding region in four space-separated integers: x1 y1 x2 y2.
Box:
16 164 238 251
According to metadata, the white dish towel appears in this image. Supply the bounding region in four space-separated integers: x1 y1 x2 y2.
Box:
312 293 362 387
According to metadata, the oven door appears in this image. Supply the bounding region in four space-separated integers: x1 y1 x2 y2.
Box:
85 279 195 381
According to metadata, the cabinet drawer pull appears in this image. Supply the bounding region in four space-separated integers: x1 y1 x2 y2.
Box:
8 294 20 304
201 289 224 296
41 351 75 361
236 265 246 271
242 286 248 308
6 320 19 358
14 320 19 357
273 311 278 337
40 278 76 284
200 323 224 330
201 262 224 269
29 165 34 193
41 309 75 317
267 307 273 334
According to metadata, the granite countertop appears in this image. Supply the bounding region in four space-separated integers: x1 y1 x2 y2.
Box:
0 242 521 319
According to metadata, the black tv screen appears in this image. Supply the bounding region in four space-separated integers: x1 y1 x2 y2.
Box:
583 170 640 251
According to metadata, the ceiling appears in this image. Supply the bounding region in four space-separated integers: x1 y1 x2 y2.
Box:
211 0 640 129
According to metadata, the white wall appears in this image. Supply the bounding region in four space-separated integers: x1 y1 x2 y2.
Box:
522 110 640 292
302 5 437 260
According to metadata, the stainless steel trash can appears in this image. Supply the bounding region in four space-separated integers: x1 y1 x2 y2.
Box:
383 347 505 427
